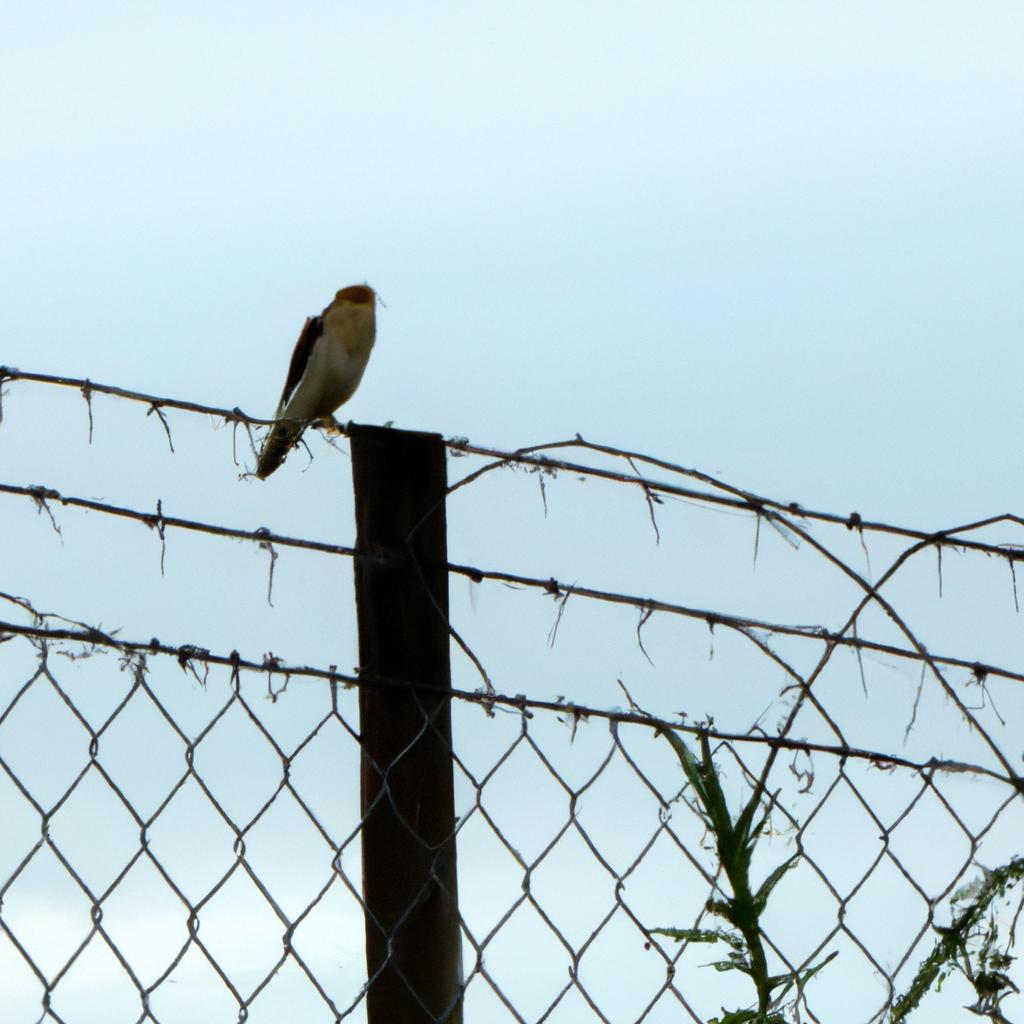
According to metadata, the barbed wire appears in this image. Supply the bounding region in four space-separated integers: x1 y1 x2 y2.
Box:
5 367 1024 564
4 366 1023 786
0 608 1013 789
2 478 1023 695
0 480 355 567
3 368 1024 1021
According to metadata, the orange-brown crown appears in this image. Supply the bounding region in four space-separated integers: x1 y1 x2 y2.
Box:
335 284 375 305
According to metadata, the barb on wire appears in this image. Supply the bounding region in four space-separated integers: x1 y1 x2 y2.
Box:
626 454 661 544
81 379 94 442
547 582 575 648
636 605 656 666
254 528 279 607
148 498 168 575
146 402 175 452
27 485 63 539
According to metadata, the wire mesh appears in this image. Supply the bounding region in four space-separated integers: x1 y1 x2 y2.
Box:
0 369 1022 1023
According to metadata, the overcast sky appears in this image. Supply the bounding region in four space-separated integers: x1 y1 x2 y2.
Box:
3 1 1023 520
2 4 1023 1023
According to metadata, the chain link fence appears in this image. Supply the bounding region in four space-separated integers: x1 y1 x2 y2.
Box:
1 370 1023 1023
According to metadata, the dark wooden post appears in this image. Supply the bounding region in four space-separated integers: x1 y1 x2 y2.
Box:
349 424 463 1024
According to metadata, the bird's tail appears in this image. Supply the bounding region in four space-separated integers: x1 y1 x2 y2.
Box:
255 420 305 479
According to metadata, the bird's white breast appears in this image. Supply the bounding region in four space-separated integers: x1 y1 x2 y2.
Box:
281 303 375 421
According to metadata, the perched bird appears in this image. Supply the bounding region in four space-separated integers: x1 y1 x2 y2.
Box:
255 284 377 479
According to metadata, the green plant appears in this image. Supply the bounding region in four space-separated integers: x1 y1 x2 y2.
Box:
653 727 835 1023
890 856 1024 1023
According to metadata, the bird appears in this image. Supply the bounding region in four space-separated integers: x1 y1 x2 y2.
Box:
255 284 377 479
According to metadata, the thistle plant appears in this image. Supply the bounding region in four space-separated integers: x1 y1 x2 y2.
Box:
890 856 1024 1023
654 727 835 1023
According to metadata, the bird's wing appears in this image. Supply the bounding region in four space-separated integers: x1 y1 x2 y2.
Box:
275 315 324 415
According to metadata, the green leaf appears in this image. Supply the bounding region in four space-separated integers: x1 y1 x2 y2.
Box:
661 730 712 819
651 926 743 949
754 856 798 910
710 1011 786 1024
709 952 754 975
767 950 839 1002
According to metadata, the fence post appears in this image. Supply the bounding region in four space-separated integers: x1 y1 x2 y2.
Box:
349 423 463 1024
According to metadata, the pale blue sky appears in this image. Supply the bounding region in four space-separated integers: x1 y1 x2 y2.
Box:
3 1 1022 520
1 5 1023 1022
